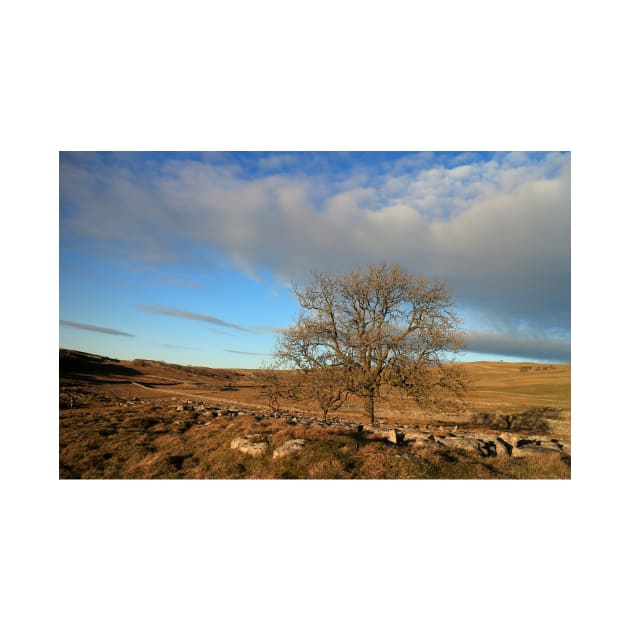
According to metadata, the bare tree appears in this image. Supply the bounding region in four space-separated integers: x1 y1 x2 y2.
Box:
257 363 286 413
295 366 348 420
275 262 466 423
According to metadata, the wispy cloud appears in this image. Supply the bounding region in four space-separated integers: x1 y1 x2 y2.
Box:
60 320 134 337
137 304 248 331
224 349 271 356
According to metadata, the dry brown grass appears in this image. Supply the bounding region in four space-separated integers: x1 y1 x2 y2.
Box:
59 404 570 479
60 349 571 479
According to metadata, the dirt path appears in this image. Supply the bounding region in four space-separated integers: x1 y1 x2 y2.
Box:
131 381 273 411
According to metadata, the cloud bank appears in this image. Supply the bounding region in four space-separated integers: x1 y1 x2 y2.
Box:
464 329 570 362
61 152 570 360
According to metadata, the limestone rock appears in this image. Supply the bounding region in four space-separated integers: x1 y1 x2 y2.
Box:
495 436 514 457
410 438 442 451
514 441 563 456
273 439 306 460
363 424 398 443
556 440 571 455
401 429 431 443
477 440 497 457
440 436 483 454
230 435 269 457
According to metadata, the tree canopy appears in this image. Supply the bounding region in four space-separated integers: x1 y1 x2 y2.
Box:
274 262 467 423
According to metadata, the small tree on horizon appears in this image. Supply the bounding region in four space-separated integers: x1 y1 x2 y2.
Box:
274 262 466 424
257 363 286 413
295 365 348 420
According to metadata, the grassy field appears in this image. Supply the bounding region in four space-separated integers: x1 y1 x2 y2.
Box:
59 349 571 479
462 361 570 412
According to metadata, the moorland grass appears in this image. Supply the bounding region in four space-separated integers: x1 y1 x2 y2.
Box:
60 405 570 479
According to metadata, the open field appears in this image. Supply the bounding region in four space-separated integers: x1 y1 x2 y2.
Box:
59 349 571 479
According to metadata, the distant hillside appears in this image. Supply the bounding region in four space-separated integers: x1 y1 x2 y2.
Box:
60 348 570 412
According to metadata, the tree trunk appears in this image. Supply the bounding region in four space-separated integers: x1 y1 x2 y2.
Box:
364 389 376 424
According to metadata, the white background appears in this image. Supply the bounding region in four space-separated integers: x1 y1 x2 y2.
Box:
2 1 628 628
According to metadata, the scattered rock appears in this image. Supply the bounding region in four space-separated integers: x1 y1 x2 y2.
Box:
162 400 569 463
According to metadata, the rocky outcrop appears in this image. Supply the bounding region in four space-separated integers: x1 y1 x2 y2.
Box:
400 429 569 459
176 399 568 461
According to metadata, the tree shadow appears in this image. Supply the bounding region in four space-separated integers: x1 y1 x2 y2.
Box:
470 408 559 433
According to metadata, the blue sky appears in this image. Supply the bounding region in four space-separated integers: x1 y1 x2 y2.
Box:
59 151 570 367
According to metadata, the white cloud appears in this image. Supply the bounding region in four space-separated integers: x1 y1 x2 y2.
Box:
61 152 570 351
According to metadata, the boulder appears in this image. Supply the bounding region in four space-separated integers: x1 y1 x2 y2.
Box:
230 435 269 457
410 438 442 451
556 441 571 455
401 429 431 443
440 436 483 454
478 440 497 458
508 437 565 457
363 425 398 443
495 436 514 457
273 439 306 460
384 429 398 444
514 441 564 456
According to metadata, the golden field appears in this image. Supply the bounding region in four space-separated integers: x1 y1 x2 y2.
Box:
59 349 570 479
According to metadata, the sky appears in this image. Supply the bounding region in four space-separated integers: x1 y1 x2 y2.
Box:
59 151 570 367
